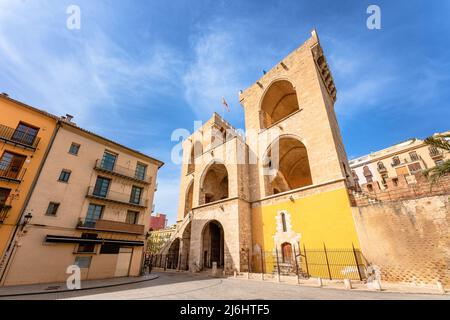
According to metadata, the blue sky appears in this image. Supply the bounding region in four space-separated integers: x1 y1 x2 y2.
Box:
1 0 449 224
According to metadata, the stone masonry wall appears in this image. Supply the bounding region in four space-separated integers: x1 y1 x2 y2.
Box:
352 195 450 286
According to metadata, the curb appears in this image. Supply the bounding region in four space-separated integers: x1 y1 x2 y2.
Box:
0 275 160 298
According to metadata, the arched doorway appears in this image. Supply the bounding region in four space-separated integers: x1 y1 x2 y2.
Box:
202 221 224 269
260 80 300 129
263 136 313 196
200 162 229 205
168 238 180 269
281 242 293 263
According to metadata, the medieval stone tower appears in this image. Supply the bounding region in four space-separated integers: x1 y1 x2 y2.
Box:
166 30 360 274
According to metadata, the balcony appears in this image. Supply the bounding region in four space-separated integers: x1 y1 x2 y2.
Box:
391 155 423 168
0 123 40 150
94 159 150 184
429 149 444 159
86 186 148 208
0 204 12 224
377 166 387 173
77 218 145 235
0 164 26 183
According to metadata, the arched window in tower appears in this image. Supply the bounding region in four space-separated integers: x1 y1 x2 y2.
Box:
281 212 287 232
184 182 194 217
187 141 203 174
200 163 229 205
260 80 300 129
264 136 313 196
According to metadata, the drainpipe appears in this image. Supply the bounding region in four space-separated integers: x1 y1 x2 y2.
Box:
0 121 61 284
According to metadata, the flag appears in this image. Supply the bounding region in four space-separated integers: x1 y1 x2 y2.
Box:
222 97 230 112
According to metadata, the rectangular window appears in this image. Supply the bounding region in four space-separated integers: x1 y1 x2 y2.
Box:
69 143 80 155
100 243 121 254
408 163 422 173
435 159 445 166
392 156 400 166
100 151 117 171
409 151 419 161
74 256 92 268
45 202 60 216
85 204 104 226
0 151 26 179
58 169 71 183
130 186 143 205
0 188 11 206
77 233 98 253
126 210 139 224
11 122 39 146
135 163 147 181
93 177 111 197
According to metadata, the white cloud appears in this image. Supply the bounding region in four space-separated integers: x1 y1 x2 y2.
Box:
182 30 245 118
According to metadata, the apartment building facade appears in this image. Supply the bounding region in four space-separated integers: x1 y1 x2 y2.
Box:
0 101 163 286
349 133 449 193
0 94 58 271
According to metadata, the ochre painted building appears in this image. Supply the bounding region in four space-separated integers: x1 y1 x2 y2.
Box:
0 99 163 286
164 30 362 278
0 94 58 279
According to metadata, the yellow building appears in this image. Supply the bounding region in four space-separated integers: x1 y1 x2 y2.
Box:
0 94 58 279
147 225 176 254
162 30 364 280
349 133 449 193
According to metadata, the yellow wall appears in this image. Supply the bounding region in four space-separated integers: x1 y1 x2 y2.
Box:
251 188 362 278
0 97 57 257
252 188 361 251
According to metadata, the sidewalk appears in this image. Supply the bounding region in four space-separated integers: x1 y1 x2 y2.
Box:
0 274 159 297
231 272 449 296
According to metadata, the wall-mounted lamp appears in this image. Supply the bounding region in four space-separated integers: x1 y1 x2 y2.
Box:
289 195 295 203
21 212 33 231
219 205 225 211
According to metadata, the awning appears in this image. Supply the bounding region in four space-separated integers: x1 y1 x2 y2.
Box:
45 235 144 247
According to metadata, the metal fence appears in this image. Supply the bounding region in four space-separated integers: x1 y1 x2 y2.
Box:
250 244 367 281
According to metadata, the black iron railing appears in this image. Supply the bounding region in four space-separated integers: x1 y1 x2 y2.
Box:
0 123 40 149
86 186 148 208
150 253 189 271
94 159 150 183
0 204 12 223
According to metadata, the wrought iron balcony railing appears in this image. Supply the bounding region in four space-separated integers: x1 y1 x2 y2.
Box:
77 218 145 235
86 186 148 208
94 159 150 184
0 162 26 183
0 123 40 150
429 148 444 159
0 204 12 224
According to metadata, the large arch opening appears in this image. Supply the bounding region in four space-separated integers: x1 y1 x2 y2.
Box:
200 162 229 205
184 181 194 217
202 220 224 269
180 222 191 270
187 141 203 174
167 238 180 269
263 136 313 196
260 80 300 129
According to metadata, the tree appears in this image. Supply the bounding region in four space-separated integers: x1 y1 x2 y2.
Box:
423 133 450 183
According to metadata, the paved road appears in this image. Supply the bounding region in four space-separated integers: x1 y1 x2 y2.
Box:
1 272 448 300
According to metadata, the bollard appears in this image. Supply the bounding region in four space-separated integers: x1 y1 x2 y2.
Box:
344 279 352 290
369 279 382 291
212 262 218 277
317 277 323 287
276 273 281 283
437 281 446 294
234 270 237 278
261 272 264 281
247 272 250 280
